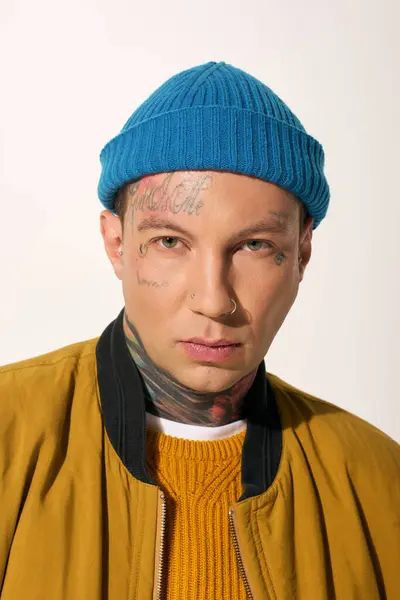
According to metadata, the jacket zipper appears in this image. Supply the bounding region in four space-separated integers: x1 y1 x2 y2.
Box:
155 491 167 600
229 507 254 600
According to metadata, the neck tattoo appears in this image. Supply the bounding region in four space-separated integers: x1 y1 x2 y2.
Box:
123 311 257 427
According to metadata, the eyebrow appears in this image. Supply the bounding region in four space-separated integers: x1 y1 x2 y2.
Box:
136 213 293 240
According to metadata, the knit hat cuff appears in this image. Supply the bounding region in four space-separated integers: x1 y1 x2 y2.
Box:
98 105 329 229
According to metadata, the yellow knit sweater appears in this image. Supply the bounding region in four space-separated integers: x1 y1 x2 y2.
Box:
145 427 248 600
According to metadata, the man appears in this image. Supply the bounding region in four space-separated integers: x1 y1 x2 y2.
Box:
0 61 399 600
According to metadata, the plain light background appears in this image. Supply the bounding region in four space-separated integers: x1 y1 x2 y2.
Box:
0 0 399 441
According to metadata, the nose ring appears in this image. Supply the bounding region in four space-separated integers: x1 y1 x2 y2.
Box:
189 295 237 316
223 298 237 316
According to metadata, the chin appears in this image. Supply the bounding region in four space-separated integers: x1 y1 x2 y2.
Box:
174 363 242 393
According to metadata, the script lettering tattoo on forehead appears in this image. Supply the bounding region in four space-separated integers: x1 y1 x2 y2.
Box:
126 172 211 235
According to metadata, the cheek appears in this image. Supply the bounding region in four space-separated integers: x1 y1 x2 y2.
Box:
244 268 299 333
121 250 187 311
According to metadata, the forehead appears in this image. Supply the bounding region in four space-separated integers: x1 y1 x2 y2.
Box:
125 170 299 233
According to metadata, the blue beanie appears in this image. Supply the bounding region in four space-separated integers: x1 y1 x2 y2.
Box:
98 61 329 229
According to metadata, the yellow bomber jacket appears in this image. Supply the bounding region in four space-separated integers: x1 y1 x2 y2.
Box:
0 310 399 600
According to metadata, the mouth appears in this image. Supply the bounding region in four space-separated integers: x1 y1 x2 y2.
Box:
183 337 240 347
180 338 242 363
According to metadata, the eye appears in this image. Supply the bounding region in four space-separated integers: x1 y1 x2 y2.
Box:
243 240 273 252
157 237 181 249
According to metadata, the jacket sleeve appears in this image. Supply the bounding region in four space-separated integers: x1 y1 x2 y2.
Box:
0 365 41 591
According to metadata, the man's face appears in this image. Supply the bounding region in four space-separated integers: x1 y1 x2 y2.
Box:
101 171 313 392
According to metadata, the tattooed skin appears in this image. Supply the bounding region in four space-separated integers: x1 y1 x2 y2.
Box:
126 172 288 267
123 311 257 426
136 270 169 289
138 243 148 258
127 172 211 234
274 250 286 266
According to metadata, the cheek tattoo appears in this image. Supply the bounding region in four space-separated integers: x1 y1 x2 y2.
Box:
136 270 168 289
138 243 148 258
274 250 286 266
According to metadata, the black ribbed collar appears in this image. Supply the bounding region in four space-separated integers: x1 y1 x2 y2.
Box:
95 309 282 501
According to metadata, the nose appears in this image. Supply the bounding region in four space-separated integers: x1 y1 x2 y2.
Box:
188 254 235 318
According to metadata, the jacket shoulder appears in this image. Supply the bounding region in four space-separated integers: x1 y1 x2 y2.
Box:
0 337 102 583
0 338 99 374
268 372 400 473
0 338 100 425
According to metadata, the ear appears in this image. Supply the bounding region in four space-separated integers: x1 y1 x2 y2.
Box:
298 215 314 282
100 210 124 280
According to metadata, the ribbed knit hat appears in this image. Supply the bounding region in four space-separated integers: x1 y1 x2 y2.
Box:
98 61 329 229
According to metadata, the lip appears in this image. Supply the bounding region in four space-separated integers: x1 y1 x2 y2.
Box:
183 337 240 347
180 341 241 363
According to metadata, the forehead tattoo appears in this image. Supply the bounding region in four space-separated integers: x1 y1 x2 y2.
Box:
127 172 212 234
